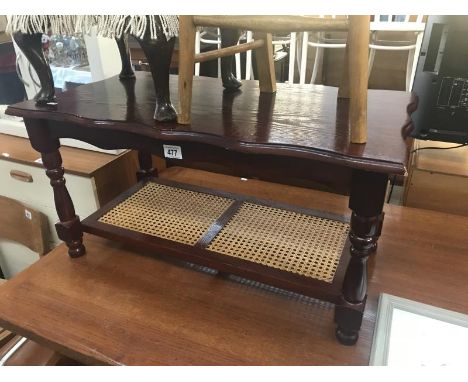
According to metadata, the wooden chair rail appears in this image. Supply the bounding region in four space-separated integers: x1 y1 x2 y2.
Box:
194 39 264 64
192 15 350 32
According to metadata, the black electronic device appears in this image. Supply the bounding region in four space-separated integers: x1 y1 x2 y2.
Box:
411 15 468 144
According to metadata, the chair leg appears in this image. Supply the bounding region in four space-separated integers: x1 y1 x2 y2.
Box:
405 48 415 92
195 30 201 76
178 16 197 125
311 45 324 84
217 28 222 78
299 32 309 84
246 31 254 80
347 15 370 144
368 48 375 80
253 32 276 93
288 32 296 84
409 31 423 91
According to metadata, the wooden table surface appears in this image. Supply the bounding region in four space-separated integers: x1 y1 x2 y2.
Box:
0 167 467 365
6 72 412 175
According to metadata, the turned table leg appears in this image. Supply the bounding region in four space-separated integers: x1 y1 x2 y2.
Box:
25 119 85 258
136 151 157 181
335 170 388 345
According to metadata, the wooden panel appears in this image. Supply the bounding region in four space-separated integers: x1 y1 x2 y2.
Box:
0 196 48 255
404 140 468 216
0 168 467 365
0 159 98 217
0 133 126 177
412 140 468 177
93 150 139 206
405 169 468 216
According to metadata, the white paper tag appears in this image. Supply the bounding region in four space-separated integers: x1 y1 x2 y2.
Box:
24 209 32 220
34 157 43 164
163 145 183 160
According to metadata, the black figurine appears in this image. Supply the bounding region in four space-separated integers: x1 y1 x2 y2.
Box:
7 15 242 123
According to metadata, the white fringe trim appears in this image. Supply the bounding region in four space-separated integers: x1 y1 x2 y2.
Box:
6 15 179 41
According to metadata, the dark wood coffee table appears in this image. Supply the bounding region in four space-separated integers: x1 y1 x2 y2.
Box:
6 72 412 344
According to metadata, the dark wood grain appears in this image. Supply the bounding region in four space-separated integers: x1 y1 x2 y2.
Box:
6 72 411 175
0 168 466 365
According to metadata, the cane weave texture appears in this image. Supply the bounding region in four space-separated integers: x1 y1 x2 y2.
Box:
99 182 349 283
207 203 349 283
99 183 233 245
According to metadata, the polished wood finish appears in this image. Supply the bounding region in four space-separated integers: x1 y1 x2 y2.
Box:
192 15 350 32
335 170 388 344
347 16 370 144
0 168 467 365
0 195 48 255
6 74 410 343
6 73 410 176
23 119 85 258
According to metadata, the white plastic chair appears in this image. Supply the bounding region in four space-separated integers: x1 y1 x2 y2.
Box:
369 15 425 91
299 15 425 91
195 27 222 77
299 15 347 85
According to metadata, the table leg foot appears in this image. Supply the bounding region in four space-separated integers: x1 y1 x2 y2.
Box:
335 327 359 346
334 297 365 346
67 240 86 258
55 216 86 258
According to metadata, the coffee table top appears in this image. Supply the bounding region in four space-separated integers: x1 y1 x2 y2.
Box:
7 72 412 175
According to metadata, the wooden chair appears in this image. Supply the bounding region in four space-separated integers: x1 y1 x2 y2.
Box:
178 15 370 144
195 28 298 84
0 195 48 270
0 196 72 365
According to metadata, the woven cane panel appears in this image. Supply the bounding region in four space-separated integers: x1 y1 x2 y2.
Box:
208 203 349 283
99 183 233 245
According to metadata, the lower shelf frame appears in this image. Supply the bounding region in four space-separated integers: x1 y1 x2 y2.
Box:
82 177 352 305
